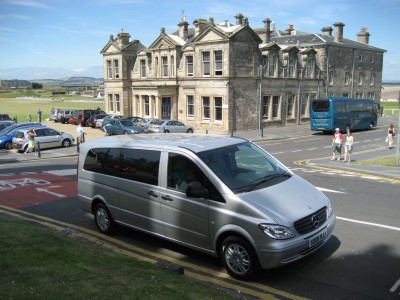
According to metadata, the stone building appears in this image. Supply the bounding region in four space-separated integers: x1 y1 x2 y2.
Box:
100 13 385 133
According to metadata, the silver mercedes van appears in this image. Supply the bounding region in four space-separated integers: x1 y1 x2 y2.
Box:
77 134 335 279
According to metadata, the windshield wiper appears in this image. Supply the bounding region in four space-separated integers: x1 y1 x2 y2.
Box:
246 173 291 192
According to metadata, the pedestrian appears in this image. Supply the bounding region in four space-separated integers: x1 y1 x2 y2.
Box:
76 123 85 144
37 108 42 123
13 116 17 123
331 128 343 161
387 124 396 149
24 128 37 155
27 114 32 122
343 130 354 163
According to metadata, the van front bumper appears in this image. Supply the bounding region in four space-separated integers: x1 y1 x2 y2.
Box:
256 214 336 269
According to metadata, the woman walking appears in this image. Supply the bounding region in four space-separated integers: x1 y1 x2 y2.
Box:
343 130 354 163
387 124 395 149
24 128 37 155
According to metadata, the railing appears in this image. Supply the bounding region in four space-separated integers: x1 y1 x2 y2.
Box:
383 108 400 116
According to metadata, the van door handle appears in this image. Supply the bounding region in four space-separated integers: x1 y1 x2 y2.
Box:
147 191 158 197
161 195 173 201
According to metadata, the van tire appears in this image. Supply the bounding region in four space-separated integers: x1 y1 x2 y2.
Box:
94 203 115 234
221 236 260 280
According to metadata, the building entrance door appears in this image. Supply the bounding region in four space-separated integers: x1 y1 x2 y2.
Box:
162 97 171 119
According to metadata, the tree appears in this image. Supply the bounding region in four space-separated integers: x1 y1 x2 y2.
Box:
32 82 43 89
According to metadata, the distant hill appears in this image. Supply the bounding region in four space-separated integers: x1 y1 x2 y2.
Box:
33 77 103 86
0 66 103 81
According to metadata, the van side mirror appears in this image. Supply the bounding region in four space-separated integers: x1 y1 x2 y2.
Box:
186 181 208 198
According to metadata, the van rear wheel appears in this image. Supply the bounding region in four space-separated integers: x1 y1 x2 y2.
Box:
94 203 115 234
221 236 260 280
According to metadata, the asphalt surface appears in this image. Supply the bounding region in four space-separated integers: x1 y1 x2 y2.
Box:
1 116 399 180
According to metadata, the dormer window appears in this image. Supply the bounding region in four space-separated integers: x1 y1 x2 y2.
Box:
187 56 194 76
140 60 146 78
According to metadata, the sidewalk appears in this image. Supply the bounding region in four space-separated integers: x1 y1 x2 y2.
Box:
1 117 399 180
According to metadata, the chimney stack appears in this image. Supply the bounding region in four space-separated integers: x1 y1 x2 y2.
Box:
321 26 333 36
178 15 189 40
357 27 370 44
117 29 130 47
235 13 244 25
333 22 345 43
263 18 272 43
193 19 208 37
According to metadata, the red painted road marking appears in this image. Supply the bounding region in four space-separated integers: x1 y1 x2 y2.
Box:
0 174 76 208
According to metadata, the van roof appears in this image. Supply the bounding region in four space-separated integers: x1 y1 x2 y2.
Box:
81 133 248 153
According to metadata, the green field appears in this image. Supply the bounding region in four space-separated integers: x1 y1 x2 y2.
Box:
0 87 105 122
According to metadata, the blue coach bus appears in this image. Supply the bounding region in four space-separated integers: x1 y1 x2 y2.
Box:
310 97 379 133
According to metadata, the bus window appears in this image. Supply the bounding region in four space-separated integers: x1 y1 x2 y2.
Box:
312 100 330 112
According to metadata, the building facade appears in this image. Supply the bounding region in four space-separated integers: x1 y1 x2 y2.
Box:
101 13 385 133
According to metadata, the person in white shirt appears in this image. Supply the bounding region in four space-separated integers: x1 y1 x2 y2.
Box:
76 123 85 144
331 128 343 161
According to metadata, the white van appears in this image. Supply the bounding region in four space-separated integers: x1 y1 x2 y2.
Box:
77 134 335 279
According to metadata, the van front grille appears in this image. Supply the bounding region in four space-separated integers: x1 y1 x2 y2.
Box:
294 207 327 234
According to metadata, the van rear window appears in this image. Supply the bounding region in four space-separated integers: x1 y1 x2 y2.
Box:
84 147 160 185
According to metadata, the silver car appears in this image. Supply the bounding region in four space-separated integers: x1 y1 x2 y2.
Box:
147 120 194 133
78 134 335 280
13 127 75 152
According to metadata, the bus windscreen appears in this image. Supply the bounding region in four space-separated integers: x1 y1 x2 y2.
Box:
312 100 330 112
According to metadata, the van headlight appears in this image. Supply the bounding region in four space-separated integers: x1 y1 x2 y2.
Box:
327 201 333 218
258 224 295 240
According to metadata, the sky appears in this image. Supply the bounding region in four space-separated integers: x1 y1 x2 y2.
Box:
0 0 399 81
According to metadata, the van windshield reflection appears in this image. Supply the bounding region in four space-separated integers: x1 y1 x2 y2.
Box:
198 142 291 193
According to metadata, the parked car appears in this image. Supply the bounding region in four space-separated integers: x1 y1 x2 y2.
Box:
50 109 63 122
126 116 147 128
87 114 108 128
73 109 106 126
59 109 76 124
100 115 124 131
103 118 144 135
0 120 14 132
0 114 12 121
77 134 335 279
0 122 42 135
13 127 75 152
0 124 44 150
147 120 194 133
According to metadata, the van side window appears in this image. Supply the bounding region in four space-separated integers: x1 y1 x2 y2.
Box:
167 153 224 202
83 148 120 177
120 148 160 185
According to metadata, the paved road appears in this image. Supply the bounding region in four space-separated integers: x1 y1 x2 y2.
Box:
2 115 399 180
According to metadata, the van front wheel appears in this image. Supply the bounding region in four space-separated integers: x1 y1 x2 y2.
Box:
94 203 115 234
221 236 260 280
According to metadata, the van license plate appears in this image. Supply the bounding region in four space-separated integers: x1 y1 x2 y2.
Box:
309 228 327 247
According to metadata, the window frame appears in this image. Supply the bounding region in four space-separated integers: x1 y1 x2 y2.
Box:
214 97 222 121
187 55 194 77
202 51 210 76
187 95 194 118
214 50 223 76
202 96 210 120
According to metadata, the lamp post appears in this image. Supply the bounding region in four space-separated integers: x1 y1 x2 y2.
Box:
259 65 264 137
396 91 400 166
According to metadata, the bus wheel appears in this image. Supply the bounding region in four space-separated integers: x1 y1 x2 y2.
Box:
369 122 374 129
345 125 350 132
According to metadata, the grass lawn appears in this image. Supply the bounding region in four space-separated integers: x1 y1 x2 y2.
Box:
0 220 238 300
354 156 398 167
0 88 104 122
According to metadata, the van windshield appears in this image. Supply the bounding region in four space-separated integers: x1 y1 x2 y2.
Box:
198 142 291 193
